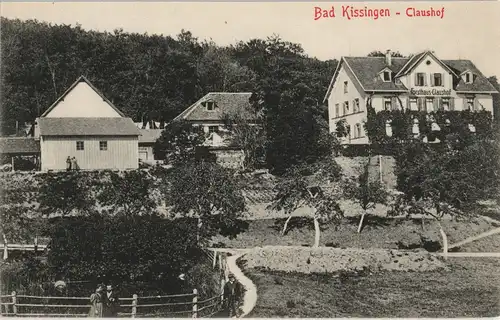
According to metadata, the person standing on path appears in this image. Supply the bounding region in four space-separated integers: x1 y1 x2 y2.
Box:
223 274 242 318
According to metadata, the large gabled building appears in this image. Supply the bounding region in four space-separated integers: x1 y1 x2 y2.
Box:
324 50 499 144
34 76 140 171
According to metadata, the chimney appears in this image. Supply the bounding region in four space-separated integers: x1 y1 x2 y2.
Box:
385 50 392 67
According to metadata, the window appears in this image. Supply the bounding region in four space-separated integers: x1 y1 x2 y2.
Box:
343 101 349 114
99 141 108 151
335 103 340 117
205 101 215 111
76 141 84 151
466 97 475 110
353 99 360 113
465 73 471 84
416 73 426 86
208 125 219 133
344 81 348 93
383 71 391 82
384 97 392 110
441 98 450 111
426 98 434 112
409 97 418 111
355 123 362 138
433 73 443 87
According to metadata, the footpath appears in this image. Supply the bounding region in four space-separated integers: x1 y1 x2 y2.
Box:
210 248 256 317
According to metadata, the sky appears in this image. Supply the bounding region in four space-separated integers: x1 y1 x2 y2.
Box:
1 2 500 78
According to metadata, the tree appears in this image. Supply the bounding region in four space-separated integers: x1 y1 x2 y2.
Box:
391 140 500 237
220 110 265 170
488 76 500 124
38 172 95 216
96 170 158 216
0 174 45 245
271 158 344 247
47 215 203 290
343 160 389 233
367 50 405 57
153 120 206 164
335 119 350 138
167 162 247 244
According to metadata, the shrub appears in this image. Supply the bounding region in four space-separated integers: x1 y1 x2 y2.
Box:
47 216 204 295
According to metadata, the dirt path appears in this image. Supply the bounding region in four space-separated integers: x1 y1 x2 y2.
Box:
210 248 257 317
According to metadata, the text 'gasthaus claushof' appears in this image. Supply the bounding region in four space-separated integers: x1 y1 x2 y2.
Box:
314 5 445 20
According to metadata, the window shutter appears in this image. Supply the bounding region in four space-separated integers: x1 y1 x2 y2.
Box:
406 97 410 110
474 97 479 111
450 97 455 111
433 98 439 111
415 73 418 85
424 74 428 86
430 74 435 86
463 97 468 110
391 97 397 110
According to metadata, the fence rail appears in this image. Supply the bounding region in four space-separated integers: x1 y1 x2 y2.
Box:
0 290 223 318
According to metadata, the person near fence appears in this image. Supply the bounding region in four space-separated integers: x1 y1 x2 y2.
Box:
89 284 105 318
103 284 119 317
223 274 241 318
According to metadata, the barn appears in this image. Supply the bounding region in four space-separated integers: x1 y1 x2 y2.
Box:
34 76 140 171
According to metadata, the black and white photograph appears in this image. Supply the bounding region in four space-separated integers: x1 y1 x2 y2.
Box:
0 1 499 318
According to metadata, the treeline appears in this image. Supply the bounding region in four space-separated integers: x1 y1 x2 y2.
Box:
0 18 337 134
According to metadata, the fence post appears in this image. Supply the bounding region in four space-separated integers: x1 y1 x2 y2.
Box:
131 294 137 318
11 291 17 316
192 289 198 318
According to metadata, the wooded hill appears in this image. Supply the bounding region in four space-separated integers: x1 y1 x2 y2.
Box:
0 18 338 135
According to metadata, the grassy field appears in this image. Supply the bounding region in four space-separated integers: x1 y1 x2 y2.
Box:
245 258 500 318
211 216 500 252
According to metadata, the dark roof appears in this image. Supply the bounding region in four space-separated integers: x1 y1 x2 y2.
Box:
41 75 126 118
324 52 498 101
442 60 498 92
344 56 409 91
38 118 140 136
139 129 163 143
174 92 256 122
0 137 40 154
395 52 427 76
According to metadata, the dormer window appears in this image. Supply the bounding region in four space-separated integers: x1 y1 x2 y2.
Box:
463 72 476 84
205 101 215 111
383 71 391 82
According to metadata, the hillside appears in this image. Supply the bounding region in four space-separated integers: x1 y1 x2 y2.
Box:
0 18 337 135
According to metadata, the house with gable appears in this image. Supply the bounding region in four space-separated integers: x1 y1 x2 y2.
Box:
324 50 498 144
34 76 140 171
172 92 258 168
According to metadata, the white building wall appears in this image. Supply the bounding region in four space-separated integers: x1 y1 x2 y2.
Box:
41 136 138 171
399 53 454 90
327 63 367 144
44 82 122 118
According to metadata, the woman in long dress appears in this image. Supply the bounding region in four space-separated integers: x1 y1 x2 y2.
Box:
88 284 105 318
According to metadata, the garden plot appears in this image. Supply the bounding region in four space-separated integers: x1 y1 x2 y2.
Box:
242 246 446 274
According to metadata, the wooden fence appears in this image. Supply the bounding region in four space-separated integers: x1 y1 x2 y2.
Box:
0 290 223 318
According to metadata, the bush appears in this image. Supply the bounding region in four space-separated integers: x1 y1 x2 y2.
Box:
46 216 205 295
